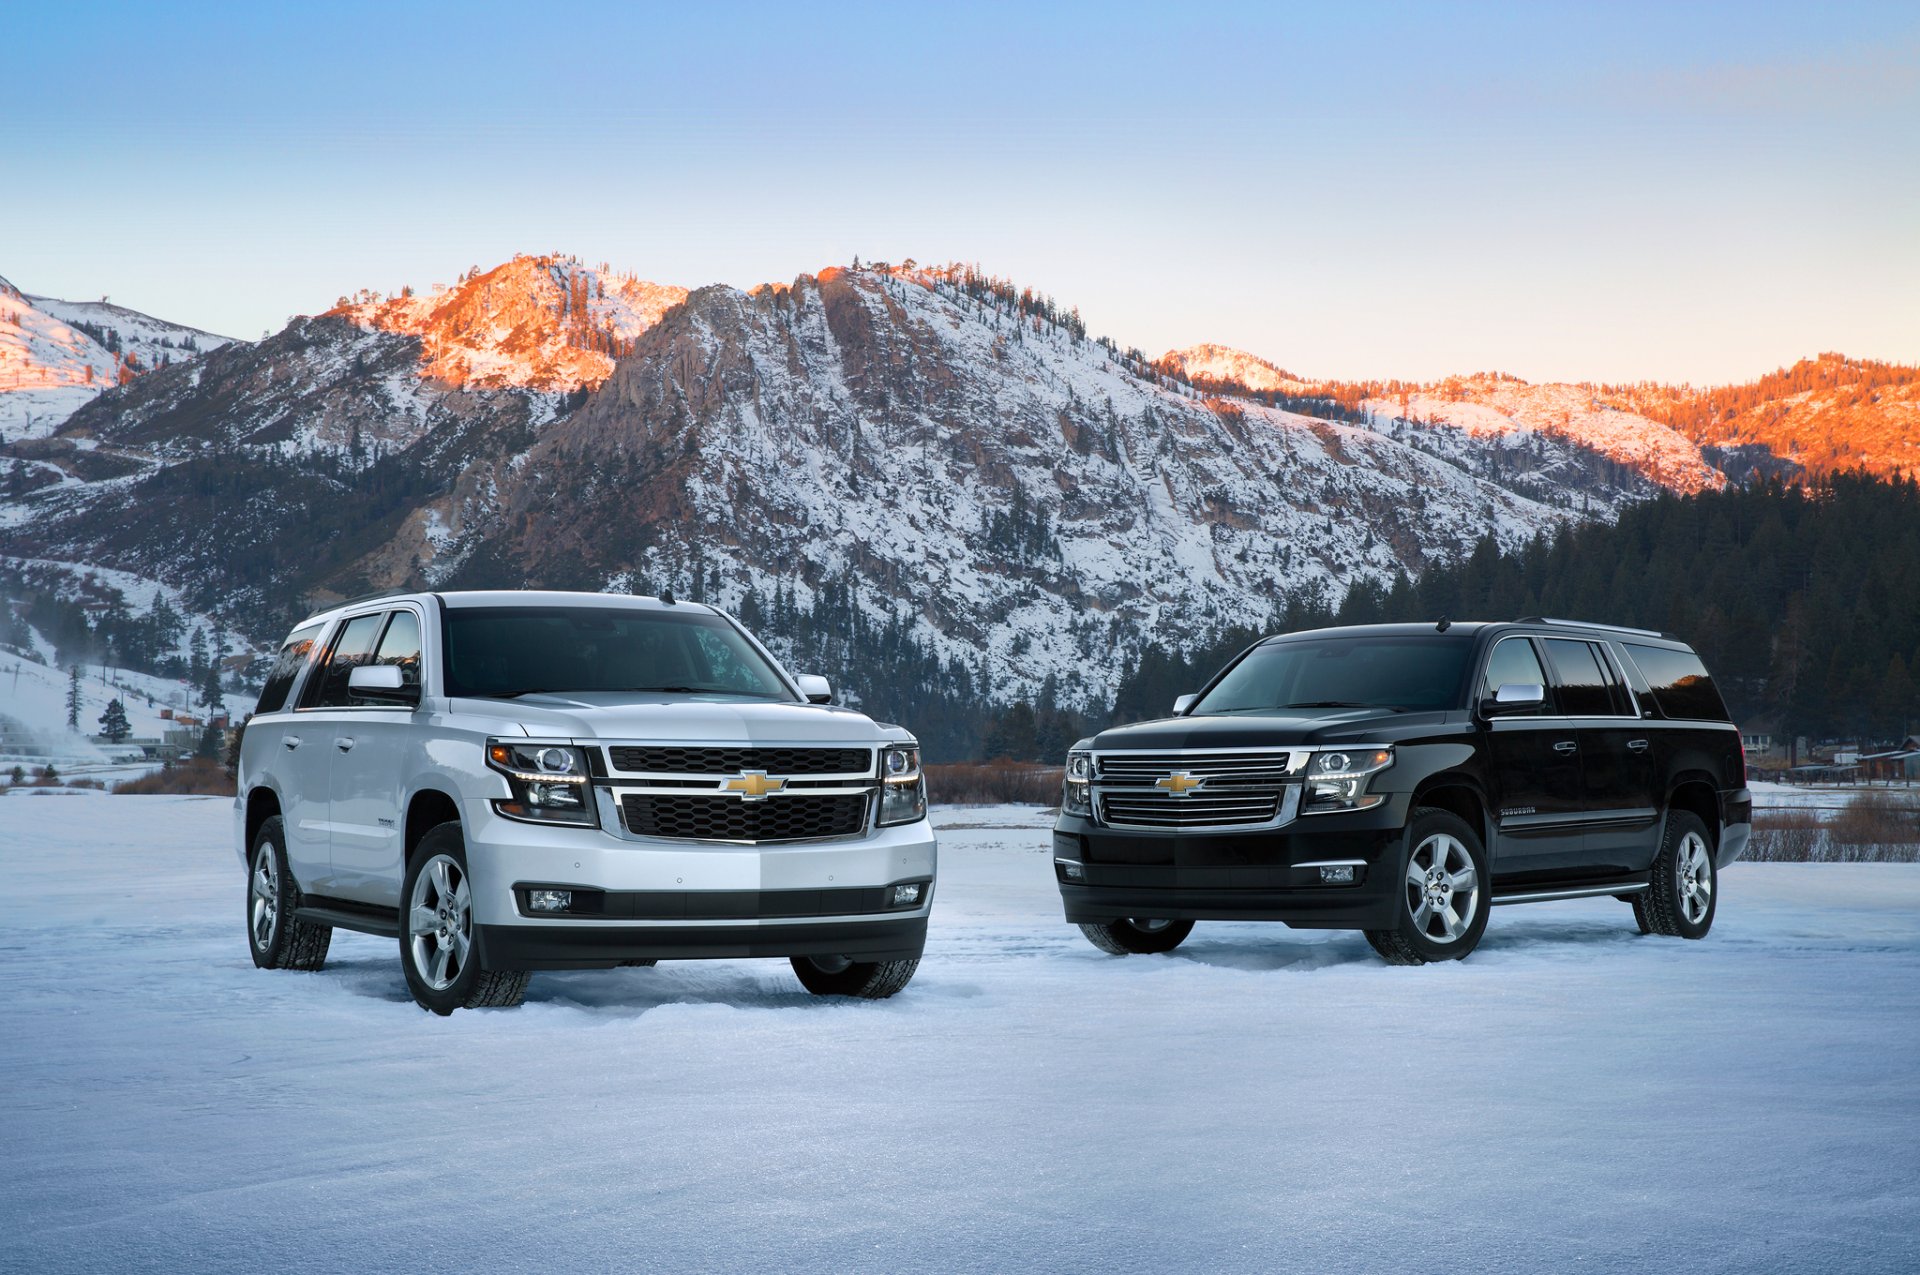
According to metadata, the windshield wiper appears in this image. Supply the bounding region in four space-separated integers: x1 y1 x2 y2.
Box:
1279 701 1406 712
469 688 569 699
619 686 778 697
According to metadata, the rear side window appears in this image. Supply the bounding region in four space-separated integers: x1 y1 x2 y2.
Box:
301 612 388 708
255 623 324 715
1543 638 1630 716
1624 644 1730 721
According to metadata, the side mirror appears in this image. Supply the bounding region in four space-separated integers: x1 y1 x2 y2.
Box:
795 674 834 705
1172 693 1197 715
1481 682 1545 717
349 663 418 704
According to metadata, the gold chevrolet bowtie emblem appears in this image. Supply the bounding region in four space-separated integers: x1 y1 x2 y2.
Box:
1155 771 1204 796
723 770 786 801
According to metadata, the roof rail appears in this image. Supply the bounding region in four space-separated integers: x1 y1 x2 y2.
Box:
1514 616 1675 640
301 586 416 621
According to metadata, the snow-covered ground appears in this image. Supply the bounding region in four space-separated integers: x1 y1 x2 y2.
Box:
1 799 1916 1273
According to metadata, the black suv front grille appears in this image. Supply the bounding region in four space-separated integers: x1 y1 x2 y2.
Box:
607 746 873 776
621 793 871 842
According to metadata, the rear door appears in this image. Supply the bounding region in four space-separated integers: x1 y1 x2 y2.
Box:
291 610 388 896
327 608 422 906
1479 635 1586 877
1542 637 1658 873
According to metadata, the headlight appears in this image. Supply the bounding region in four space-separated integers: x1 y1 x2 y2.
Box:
1063 750 1092 817
1302 747 1393 815
878 745 926 827
486 739 597 826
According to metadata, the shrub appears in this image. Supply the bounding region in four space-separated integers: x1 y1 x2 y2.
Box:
115 759 235 796
924 760 1064 805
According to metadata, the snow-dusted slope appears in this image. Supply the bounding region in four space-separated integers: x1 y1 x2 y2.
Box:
0 275 233 444
331 254 687 391
1166 345 1726 494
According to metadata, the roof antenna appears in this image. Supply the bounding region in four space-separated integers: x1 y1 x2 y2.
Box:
1435 616 1451 633
660 588 676 606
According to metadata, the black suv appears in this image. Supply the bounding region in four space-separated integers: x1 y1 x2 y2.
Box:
1053 620 1752 963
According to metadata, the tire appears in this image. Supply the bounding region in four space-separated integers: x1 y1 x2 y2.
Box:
247 815 331 971
1077 917 1195 955
1633 811 1717 939
789 955 920 999
400 822 529 1014
1364 807 1491 965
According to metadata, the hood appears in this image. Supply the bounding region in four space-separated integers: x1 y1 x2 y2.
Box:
453 693 911 745
1089 707 1452 751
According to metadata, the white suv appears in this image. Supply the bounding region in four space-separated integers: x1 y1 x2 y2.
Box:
236 590 936 1013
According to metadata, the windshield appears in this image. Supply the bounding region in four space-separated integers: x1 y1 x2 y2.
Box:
442 606 795 701
1190 634 1474 715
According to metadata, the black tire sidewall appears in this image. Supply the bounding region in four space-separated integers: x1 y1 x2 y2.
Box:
247 817 294 969
400 823 479 1015
1392 809 1491 962
1112 917 1194 954
1661 811 1717 939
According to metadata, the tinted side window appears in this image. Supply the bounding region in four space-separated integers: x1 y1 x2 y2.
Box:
302 613 388 708
360 610 422 703
1624 644 1730 721
1482 637 1547 713
1543 638 1627 716
255 623 324 715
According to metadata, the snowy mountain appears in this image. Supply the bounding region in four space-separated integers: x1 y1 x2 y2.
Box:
329 254 687 392
0 274 232 444
1166 346 1726 493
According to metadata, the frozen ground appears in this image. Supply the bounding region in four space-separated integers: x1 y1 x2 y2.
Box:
1 798 1916 1274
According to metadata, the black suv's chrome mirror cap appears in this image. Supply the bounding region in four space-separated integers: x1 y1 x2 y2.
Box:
1483 682 1546 715
795 674 834 704
1172 693 1197 715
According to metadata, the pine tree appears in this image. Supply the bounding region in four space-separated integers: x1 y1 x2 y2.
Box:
65 665 83 730
98 698 131 743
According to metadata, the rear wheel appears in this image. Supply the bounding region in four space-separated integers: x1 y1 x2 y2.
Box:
1633 812 1716 939
247 815 331 971
1365 807 1490 965
790 955 919 999
1077 917 1195 955
400 823 529 1014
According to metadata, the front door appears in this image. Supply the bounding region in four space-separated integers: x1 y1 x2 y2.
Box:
291 609 388 897
1480 636 1585 877
327 608 422 906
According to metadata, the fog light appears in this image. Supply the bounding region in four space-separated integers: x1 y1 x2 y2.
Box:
891 883 924 907
528 889 572 912
1057 859 1085 881
1318 865 1356 884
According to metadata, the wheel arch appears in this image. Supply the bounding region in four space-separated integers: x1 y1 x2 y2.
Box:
405 786 464 863
1665 776 1721 849
244 785 282 852
1411 777 1494 857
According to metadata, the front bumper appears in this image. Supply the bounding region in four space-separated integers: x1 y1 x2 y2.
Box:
460 798 937 967
1053 794 1409 930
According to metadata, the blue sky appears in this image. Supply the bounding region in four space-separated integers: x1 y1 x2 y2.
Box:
7 1 1916 383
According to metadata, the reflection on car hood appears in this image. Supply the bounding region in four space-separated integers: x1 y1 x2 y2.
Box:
452 693 909 745
1089 708 1452 750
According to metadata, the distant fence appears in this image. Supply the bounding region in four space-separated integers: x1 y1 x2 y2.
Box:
1748 791 1920 862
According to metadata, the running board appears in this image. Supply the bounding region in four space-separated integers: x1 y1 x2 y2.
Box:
1493 881 1648 906
295 904 400 938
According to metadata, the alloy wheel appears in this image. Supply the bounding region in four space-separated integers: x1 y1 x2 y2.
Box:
408 854 472 991
250 851 279 951
1404 832 1480 944
1677 832 1713 926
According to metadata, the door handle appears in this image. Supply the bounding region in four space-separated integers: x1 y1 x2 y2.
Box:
1627 739 1649 753
284 735 302 750
1553 740 1578 754
335 737 356 752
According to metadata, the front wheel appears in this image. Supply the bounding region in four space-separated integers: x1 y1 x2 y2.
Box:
400 823 529 1014
789 955 919 999
1078 917 1195 955
1364 807 1491 965
1633 812 1716 939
